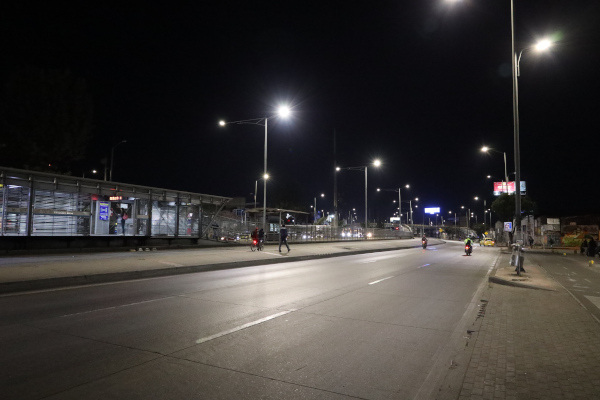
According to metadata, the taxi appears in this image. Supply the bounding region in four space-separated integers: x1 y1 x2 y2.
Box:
482 238 495 247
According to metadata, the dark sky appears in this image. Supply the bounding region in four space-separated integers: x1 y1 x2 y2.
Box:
2 1 600 222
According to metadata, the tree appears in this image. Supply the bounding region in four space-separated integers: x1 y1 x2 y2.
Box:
0 67 93 172
491 193 537 222
472 223 486 238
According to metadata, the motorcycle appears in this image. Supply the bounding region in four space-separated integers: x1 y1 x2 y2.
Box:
250 239 264 252
422 240 427 249
465 243 472 256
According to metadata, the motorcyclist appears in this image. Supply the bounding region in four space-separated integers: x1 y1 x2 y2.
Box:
421 235 427 244
464 237 473 247
251 227 258 242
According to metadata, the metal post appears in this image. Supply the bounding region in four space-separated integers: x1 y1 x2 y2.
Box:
263 118 268 233
314 197 317 223
333 129 338 228
254 180 257 209
398 188 401 226
364 167 368 235
511 0 522 246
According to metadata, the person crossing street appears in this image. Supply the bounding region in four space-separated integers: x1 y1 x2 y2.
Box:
279 223 290 252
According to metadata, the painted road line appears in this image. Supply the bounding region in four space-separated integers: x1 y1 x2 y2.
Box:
196 310 294 344
418 264 431 269
369 276 394 285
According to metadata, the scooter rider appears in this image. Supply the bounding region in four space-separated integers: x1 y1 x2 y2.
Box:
422 235 428 244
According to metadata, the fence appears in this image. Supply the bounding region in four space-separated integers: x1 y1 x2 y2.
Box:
206 219 414 243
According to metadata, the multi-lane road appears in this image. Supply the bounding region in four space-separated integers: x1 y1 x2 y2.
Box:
1 242 501 399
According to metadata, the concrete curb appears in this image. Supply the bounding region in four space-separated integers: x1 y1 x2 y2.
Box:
0 243 430 295
487 251 556 291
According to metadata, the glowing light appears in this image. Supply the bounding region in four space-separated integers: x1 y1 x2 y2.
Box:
278 106 290 118
373 159 381 167
535 39 552 51
219 120 226 126
264 174 269 180
481 146 489 152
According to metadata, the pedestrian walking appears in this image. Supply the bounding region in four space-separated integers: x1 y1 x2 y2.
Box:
120 208 128 235
528 235 534 248
587 237 596 257
279 223 290 252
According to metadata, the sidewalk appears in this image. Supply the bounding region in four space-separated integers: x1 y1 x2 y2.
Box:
459 250 600 399
0 238 433 294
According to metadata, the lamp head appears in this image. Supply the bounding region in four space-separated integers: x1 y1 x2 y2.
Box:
278 106 291 118
535 39 552 52
373 159 381 167
219 120 226 126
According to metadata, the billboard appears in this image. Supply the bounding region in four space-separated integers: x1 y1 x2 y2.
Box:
424 207 440 214
493 181 526 196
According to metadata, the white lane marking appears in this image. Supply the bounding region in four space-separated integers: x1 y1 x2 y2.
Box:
584 296 600 310
418 264 430 269
196 310 293 344
369 276 394 285
60 296 177 317
585 278 592 283
361 260 376 264
158 261 184 267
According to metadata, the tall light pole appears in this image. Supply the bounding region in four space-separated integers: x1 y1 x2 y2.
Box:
338 159 381 234
513 38 553 244
481 146 509 194
219 106 290 232
377 184 409 225
313 193 325 224
109 140 127 182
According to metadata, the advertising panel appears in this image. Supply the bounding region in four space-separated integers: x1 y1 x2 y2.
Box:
493 181 526 196
504 222 513 232
424 207 440 214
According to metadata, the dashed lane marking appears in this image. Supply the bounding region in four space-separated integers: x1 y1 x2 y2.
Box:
196 310 294 344
369 276 394 285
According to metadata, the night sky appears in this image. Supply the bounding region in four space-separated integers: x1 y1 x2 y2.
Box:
2 1 599 222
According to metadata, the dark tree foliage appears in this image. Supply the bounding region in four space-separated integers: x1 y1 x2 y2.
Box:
491 193 537 222
0 67 93 172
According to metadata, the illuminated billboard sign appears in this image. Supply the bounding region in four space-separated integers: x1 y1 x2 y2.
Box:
424 207 440 214
493 181 526 196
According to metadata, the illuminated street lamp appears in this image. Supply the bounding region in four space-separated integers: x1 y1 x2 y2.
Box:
338 160 381 232
481 146 509 194
377 184 409 224
219 106 291 231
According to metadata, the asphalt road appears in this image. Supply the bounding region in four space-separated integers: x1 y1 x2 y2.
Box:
0 241 501 400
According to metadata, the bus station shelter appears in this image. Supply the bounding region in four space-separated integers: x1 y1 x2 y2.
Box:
0 167 231 251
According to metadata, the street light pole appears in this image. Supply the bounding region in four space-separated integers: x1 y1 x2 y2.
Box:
219 106 290 233
109 140 127 182
263 118 268 231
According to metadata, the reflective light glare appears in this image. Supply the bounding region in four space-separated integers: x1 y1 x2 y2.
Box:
373 159 381 167
481 146 489 152
535 39 551 51
219 120 225 126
